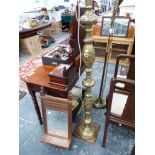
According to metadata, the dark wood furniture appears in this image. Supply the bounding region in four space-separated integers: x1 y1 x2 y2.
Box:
40 87 72 149
23 65 81 124
102 54 135 147
114 54 135 80
102 77 135 147
19 21 52 39
42 46 74 66
131 144 135 155
69 6 86 59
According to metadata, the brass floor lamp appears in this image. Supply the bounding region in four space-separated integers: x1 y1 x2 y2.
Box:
74 0 120 143
93 0 120 109
74 0 99 143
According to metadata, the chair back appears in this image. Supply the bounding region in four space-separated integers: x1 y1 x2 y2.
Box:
108 77 135 128
114 54 135 79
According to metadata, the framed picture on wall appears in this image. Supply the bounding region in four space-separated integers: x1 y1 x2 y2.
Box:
101 16 130 38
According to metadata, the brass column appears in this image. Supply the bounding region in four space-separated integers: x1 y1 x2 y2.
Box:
74 0 99 142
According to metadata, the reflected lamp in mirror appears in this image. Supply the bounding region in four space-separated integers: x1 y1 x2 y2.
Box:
101 16 130 38
40 87 72 149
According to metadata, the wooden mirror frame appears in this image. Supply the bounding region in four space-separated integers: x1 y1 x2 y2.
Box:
40 87 72 149
101 16 130 38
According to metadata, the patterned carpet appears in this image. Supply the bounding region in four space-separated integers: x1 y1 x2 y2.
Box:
19 49 49 80
19 91 27 100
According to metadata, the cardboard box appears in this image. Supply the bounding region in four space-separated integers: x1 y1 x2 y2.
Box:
20 35 42 55
51 21 62 29
50 28 62 35
39 28 51 36
39 21 62 36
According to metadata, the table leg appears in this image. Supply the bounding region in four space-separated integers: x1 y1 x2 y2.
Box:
26 83 43 125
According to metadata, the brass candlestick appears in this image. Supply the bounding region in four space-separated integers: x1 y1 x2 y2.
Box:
74 0 99 143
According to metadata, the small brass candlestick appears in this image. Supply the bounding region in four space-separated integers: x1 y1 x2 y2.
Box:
74 0 99 143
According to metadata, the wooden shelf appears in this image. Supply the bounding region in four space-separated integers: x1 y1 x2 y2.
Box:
93 35 134 45
95 57 128 64
94 46 127 53
41 134 71 149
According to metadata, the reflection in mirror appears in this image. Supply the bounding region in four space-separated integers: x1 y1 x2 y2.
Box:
111 93 128 116
101 16 130 37
46 109 68 138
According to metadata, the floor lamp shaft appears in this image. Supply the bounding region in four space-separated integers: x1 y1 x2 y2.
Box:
93 0 120 109
93 51 109 109
98 51 108 98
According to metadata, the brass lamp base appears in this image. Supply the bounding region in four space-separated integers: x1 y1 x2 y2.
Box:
73 121 100 144
93 97 106 109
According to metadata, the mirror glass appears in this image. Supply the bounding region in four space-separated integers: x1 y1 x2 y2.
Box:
46 109 68 138
101 17 130 37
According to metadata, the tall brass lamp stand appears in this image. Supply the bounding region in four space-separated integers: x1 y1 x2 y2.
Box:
74 0 99 143
93 0 120 109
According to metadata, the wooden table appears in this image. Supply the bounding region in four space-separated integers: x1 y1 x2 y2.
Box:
23 65 81 124
19 21 52 39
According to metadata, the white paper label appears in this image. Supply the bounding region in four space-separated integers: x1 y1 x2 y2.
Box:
84 50 89 58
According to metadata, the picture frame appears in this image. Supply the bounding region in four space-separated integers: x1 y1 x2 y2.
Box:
101 16 130 38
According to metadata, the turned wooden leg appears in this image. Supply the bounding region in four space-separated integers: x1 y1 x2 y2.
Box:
26 83 43 125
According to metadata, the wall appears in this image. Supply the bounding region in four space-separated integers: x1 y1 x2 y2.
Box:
46 0 85 9
119 0 135 18
19 0 87 13
19 0 47 13
119 6 135 18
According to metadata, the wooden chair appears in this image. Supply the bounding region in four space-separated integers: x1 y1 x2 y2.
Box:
130 144 135 155
102 54 135 147
114 54 135 91
114 54 135 80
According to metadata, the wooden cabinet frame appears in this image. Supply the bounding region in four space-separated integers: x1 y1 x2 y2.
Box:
93 35 134 64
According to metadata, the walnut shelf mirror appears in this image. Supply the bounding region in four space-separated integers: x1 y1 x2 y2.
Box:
40 87 72 149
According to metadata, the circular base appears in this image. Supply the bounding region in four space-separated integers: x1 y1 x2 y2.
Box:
93 97 106 109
